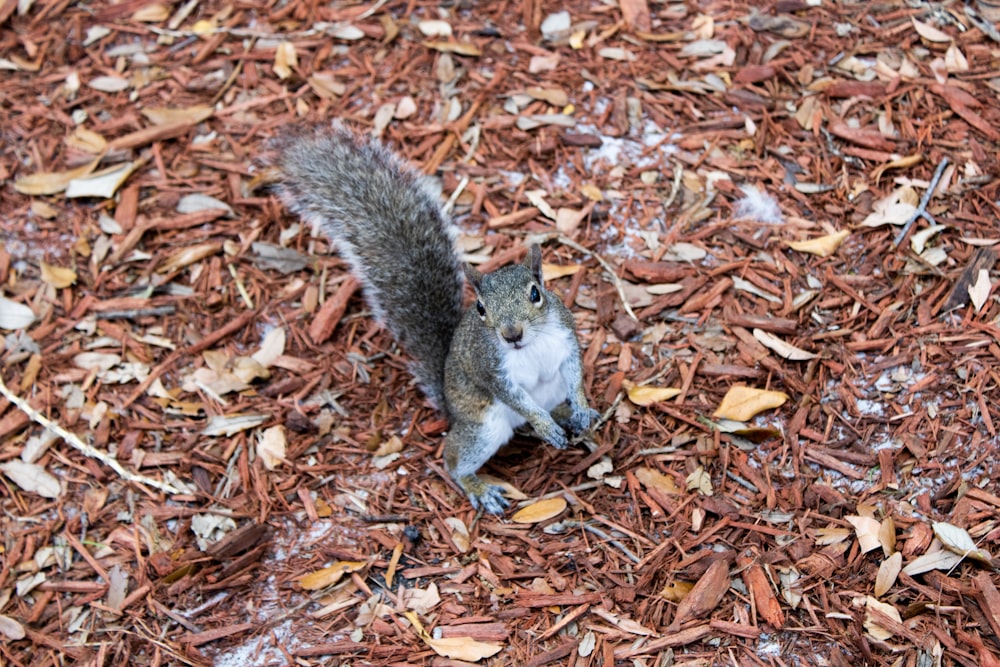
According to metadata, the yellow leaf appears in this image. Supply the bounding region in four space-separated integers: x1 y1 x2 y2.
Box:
14 158 101 196
425 636 503 661
132 2 170 21
297 561 367 590
634 466 682 495
191 19 216 37
624 381 682 406
786 230 849 257
40 262 77 288
659 579 694 602
541 262 581 281
579 184 603 201
712 385 788 421
511 497 567 523
274 42 297 80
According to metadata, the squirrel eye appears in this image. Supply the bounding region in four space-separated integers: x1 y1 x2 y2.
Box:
529 285 541 304
476 300 486 317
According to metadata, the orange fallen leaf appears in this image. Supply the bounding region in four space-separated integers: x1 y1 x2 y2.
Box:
297 561 367 590
713 385 788 421
511 497 567 524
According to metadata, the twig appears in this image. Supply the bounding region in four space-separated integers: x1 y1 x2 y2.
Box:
0 374 184 495
564 519 641 563
893 156 950 248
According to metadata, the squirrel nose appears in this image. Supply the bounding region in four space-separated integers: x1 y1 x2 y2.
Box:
501 324 523 344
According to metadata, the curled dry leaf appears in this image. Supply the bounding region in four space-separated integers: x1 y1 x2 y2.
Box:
256 425 287 470
933 521 994 565
297 561 367 590
66 162 138 199
713 385 788 421
863 596 901 641
541 262 582 281
901 546 964 576
201 414 268 436
511 497 567 524
141 105 213 126
752 328 817 361
157 243 223 273
443 517 471 552
685 466 713 496
786 230 849 257
590 608 656 636
623 381 682 406
423 41 481 57
1 460 62 499
845 515 883 554
911 17 952 43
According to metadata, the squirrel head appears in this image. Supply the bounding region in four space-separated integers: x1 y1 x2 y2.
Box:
464 245 548 349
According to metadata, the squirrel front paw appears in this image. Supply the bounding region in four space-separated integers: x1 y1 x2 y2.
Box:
458 475 509 514
555 402 600 437
532 416 569 450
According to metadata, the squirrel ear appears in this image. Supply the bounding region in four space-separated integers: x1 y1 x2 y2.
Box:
524 244 543 284
463 263 483 292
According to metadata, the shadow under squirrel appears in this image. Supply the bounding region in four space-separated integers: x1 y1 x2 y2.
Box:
276 124 598 514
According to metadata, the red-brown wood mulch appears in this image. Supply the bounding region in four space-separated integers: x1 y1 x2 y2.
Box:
2 0 1000 665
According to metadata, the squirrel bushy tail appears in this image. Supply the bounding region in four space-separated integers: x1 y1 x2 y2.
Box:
275 125 464 408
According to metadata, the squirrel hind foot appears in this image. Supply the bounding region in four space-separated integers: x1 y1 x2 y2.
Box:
458 475 509 515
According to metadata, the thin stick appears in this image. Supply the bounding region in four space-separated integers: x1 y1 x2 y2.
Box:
893 157 950 248
532 233 639 323
0 374 184 495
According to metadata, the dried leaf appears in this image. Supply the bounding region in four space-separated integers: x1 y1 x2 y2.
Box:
132 3 170 22
66 162 138 199
901 547 964 576
635 466 682 495
874 552 902 597
659 579 695 602
685 466 713 496
273 42 297 80
511 497 567 523
624 381 682 406
590 608 655 636
418 19 452 37
443 517 471 552
425 636 504 661
786 230 849 257
177 193 233 216
13 157 100 195
863 596 901 641
911 17 952 43
423 41 481 56
1 460 62 498
0 614 26 640
88 75 130 92
933 521 993 565
846 515 883 554
968 269 992 313
39 262 77 289
0 298 37 330
752 329 817 361
157 243 223 273
201 414 268 437
541 262 581 281
713 385 788 421
256 425 286 470
141 105 213 126
298 561 367 590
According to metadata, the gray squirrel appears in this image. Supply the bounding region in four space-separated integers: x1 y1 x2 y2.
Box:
276 124 598 514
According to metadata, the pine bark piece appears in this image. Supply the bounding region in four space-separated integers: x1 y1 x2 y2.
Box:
736 551 785 628
308 276 360 344
668 557 731 630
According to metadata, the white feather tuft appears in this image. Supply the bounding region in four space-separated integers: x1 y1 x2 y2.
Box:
733 185 784 224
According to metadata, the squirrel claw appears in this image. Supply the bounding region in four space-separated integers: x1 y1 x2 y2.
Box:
469 485 509 515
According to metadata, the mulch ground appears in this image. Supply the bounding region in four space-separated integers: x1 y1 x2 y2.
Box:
2 0 1000 665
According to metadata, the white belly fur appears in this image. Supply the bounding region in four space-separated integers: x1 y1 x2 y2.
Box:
494 313 572 431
